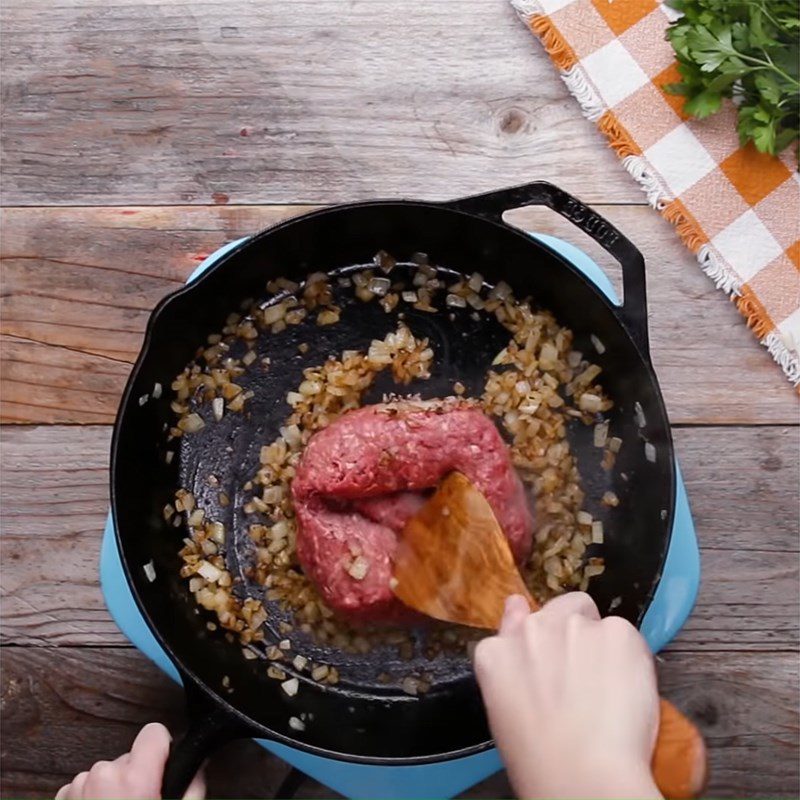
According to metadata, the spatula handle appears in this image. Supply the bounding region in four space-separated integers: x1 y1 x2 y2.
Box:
521 604 704 796
652 699 707 799
523 596 705 797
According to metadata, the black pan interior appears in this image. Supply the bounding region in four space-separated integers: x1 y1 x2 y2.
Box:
112 201 675 762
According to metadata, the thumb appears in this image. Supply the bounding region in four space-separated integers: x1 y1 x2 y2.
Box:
499 594 530 636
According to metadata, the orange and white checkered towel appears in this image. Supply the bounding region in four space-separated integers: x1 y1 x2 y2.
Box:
511 0 800 385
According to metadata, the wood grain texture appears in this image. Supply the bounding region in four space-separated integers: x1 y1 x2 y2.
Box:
2 204 796 425
656 651 799 798
0 0 644 207
0 646 329 800
2 425 797 648
2 2 797 795
1 646 796 799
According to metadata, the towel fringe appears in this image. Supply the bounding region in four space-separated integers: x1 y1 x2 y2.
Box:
598 112 642 159
516 0 579 71
510 0 800 385
661 200 706 254
764 332 800 386
736 287 774 339
560 65 604 120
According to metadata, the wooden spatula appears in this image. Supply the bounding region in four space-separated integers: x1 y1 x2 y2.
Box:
392 471 707 800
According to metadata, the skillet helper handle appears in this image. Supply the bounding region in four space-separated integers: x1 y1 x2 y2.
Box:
448 182 650 356
161 679 250 799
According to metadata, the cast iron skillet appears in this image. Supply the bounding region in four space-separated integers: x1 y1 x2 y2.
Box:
110 182 675 797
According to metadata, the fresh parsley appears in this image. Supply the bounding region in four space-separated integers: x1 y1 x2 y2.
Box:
664 0 799 156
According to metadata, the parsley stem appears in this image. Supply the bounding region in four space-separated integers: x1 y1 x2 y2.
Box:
737 52 800 90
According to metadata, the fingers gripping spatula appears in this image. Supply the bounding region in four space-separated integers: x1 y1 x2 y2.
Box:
392 472 707 800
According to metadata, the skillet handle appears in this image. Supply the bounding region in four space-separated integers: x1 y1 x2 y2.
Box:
447 182 649 356
161 678 250 799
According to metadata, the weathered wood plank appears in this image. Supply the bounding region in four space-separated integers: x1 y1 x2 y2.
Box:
1 336 131 424
2 205 796 425
655 650 799 798
2 425 797 647
1 646 796 798
0 646 318 800
0 0 644 207
672 426 799 555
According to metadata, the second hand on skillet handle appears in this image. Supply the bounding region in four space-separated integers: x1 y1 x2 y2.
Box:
161 679 250 799
447 182 650 357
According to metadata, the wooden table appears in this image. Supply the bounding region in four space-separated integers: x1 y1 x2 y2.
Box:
1 1 798 797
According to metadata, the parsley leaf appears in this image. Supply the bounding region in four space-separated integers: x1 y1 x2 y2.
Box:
664 0 799 157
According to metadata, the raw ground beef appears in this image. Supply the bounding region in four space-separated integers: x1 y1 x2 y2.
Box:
291 401 533 623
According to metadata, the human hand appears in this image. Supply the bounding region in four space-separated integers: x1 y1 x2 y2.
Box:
55 723 205 800
474 592 662 800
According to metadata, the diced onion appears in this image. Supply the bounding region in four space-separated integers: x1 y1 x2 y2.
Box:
574 364 601 387
212 397 224 422
271 520 289 540
289 716 305 731
262 485 284 504
293 655 308 671
347 556 370 580
488 280 511 300
367 277 391 296
593 421 609 448
281 678 299 697
466 292 484 310
644 442 657 463
591 521 604 544
539 342 558 370
280 424 302 448
197 560 222 582
178 413 205 433
590 334 606 354
446 293 466 308
602 491 619 508
492 348 509 366
262 302 288 326
578 393 602 413
468 272 484 292
317 308 341 325
286 391 303 406
208 521 225 544
143 560 156 582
